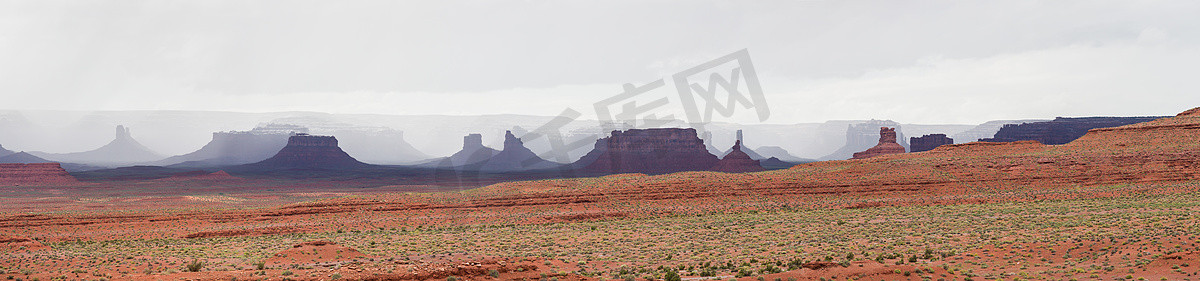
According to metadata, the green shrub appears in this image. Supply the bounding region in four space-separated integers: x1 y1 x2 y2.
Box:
664 271 681 281
185 261 203 272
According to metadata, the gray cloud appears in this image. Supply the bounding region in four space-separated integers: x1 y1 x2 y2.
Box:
1 0 1198 123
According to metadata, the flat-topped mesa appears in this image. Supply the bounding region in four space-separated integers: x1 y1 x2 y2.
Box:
981 116 1165 145
0 163 79 186
286 134 338 147
247 134 369 169
851 127 907 160
910 134 955 153
712 140 765 173
578 128 719 175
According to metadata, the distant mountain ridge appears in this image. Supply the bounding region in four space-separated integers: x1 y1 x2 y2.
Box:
29 126 164 166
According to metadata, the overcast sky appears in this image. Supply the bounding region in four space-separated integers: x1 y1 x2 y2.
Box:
1 0 1199 124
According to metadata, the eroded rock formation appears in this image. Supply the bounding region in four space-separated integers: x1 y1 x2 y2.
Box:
443 134 500 167
30 125 164 166
0 163 79 186
851 127 907 159
577 128 719 174
712 140 765 173
980 117 1164 145
246 134 369 169
478 131 559 171
821 120 907 160
722 130 767 160
910 134 954 153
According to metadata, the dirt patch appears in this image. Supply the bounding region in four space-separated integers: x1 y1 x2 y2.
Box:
265 240 367 266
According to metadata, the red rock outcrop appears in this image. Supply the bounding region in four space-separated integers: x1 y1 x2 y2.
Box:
577 128 719 175
910 134 955 153
0 163 79 186
246 134 370 170
0 234 48 252
712 140 766 173
851 127 906 159
821 120 908 160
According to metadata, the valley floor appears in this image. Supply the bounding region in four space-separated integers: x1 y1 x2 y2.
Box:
3 181 1200 281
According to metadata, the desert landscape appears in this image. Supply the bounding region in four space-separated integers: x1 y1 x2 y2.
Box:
2 108 1199 281
5 1 1200 280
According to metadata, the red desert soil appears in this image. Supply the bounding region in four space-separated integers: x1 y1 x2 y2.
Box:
0 234 47 252
265 240 367 266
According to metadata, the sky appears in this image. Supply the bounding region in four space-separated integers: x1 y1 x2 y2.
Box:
1 0 1199 125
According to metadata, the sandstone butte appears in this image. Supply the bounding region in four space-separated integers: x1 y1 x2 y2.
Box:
711 140 767 173
910 134 955 153
465 107 1200 207
2 108 1200 247
578 128 720 175
246 134 370 169
850 127 907 159
0 163 79 186
58 105 1195 223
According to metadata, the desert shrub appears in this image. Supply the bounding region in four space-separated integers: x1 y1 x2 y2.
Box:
664 271 681 281
254 261 266 270
489 269 499 278
185 261 203 272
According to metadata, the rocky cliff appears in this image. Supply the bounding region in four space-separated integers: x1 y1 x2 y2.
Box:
0 152 101 172
821 120 907 160
30 125 164 166
577 128 719 175
712 140 765 173
245 134 370 170
0 163 79 186
981 117 1165 145
910 134 954 153
951 119 1048 143
851 127 907 159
